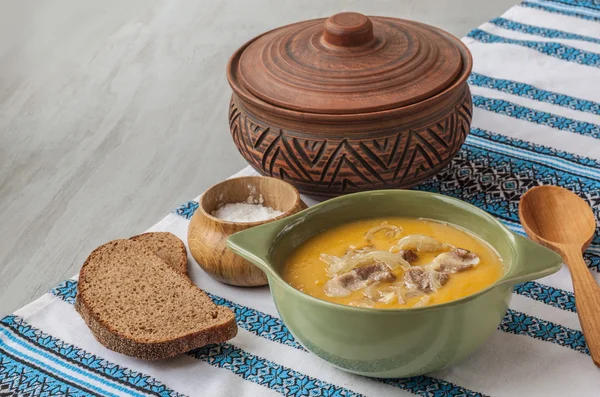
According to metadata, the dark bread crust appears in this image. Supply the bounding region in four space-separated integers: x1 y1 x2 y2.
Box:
130 232 188 275
75 239 237 360
75 298 237 360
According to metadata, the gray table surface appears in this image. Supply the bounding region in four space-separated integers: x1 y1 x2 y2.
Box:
0 0 519 316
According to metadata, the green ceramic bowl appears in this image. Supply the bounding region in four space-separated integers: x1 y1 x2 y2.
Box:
226 190 562 378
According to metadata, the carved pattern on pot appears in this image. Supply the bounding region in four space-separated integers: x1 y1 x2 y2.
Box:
229 90 472 198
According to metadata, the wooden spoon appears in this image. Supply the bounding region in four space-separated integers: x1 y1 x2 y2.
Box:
519 185 600 366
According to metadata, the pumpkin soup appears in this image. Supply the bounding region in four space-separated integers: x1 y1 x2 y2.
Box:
282 217 504 308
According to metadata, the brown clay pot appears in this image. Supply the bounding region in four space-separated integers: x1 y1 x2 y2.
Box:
187 176 307 287
227 12 473 199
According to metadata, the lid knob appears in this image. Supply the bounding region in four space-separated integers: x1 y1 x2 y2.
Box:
323 12 374 47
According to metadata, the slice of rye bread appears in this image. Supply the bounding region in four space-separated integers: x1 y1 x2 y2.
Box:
130 232 188 275
75 239 237 360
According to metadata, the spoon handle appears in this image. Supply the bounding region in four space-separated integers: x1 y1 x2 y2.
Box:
564 248 600 367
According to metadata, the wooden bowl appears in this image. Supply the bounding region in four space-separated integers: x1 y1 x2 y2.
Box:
187 176 307 287
227 12 473 199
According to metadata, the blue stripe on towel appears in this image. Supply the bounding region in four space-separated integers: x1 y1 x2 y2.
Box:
208 293 304 351
521 1 600 22
489 17 600 44
189 343 365 397
191 343 489 397
0 332 116 397
466 131 600 181
465 130 600 223
467 29 600 68
468 127 600 170
503 309 588 354
513 282 576 312
468 72 600 116
466 134 600 180
0 347 95 397
0 315 183 397
472 95 600 139
381 377 485 397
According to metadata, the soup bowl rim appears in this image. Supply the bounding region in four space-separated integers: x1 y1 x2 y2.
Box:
227 189 562 314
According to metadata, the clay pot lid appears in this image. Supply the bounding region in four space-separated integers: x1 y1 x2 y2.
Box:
233 12 466 114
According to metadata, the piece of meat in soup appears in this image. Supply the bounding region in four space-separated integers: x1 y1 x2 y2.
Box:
403 267 449 294
324 263 396 297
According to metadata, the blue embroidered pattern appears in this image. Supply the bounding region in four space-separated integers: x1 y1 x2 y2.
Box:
382 377 485 397
171 201 198 220
490 17 600 44
521 1 600 22
545 0 600 11
469 73 600 116
50 280 78 304
513 282 576 312
50 279 77 302
503 309 588 354
0 349 93 397
208 293 304 351
468 29 600 68
198 343 487 397
472 95 600 139
189 343 363 397
469 128 600 168
0 315 183 397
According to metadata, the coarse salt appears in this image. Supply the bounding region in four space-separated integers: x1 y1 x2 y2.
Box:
211 185 283 222
212 202 283 222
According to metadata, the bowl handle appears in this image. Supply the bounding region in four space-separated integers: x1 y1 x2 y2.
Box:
226 220 288 276
498 232 563 287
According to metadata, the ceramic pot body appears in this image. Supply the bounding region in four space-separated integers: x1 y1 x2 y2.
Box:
227 13 473 198
229 86 472 198
227 190 563 377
